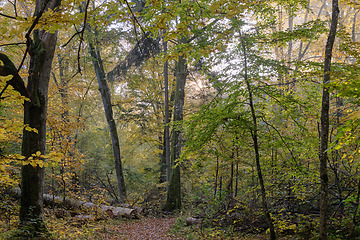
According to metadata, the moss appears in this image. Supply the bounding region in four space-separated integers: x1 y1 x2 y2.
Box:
10 218 53 240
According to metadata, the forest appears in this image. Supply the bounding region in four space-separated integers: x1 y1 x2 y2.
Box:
0 0 360 239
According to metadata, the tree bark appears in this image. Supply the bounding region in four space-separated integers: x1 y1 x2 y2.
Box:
319 0 339 239
159 38 171 188
18 0 61 236
79 2 126 202
88 40 126 202
164 42 187 211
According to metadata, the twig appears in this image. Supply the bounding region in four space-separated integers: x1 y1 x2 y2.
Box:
0 42 26 47
61 26 81 47
6 0 18 17
260 116 303 172
77 0 91 74
124 0 146 35
0 12 17 19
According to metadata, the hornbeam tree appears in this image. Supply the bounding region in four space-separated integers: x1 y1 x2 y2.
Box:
87 31 127 202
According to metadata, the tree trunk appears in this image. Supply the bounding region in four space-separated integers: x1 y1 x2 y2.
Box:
18 0 61 236
164 43 187 211
214 155 219 198
88 41 126 202
241 37 277 240
319 0 339 239
227 160 234 200
159 38 171 187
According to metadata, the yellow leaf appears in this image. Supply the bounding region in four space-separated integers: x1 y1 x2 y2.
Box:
14 154 26 160
25 125 39 133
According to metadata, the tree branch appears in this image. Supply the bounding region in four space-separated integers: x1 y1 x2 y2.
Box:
0 52 29 98
0 12 17 19
0 42 26 47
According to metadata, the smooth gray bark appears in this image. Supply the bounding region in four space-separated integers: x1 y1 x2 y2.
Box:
88 41 126 202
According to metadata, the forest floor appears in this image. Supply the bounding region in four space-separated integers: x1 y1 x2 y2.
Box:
0 209 303 240
0 213 290 240
0 214 185 240
100 217 184 240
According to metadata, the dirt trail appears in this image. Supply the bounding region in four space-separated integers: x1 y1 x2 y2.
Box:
107 217 184 240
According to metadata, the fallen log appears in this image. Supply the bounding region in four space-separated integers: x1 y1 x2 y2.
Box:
186 217 202 226
12 188 138 218
121 203 144 215
100 205 137 218
43 195 138 218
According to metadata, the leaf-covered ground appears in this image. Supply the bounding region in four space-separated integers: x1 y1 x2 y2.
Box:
0 207 312 240
105 217 184 240
0 214 184 240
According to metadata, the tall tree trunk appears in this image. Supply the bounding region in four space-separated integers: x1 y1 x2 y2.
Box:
19 0 61 236
88 41 126 202
227 154 234 200
55 55 70 201
352 9 358 42
235 161 239 197
159 38 171 187
319 0 339 239
164 42 187 211
241 37 277 240
287 15 293 63
159 133 166 183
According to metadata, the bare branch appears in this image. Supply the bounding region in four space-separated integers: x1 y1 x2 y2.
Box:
61 27 81 47
0 12 17 19
18 0 52 72
6 0 18 17
0 42 26 47
124 0 146 35
61 0 91 74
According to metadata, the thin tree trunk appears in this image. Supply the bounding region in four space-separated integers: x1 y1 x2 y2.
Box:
227 159 234 200
235 161 239 198
88 41 126 202
351 179 360 237
352 10 358 42
287 15 293 63
159 38 171 188
219 176 222 200
159 133 166 183
56 55 70 201
332 96 343 215
241 36 277 240
214 154 219 198
319 0 339 239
